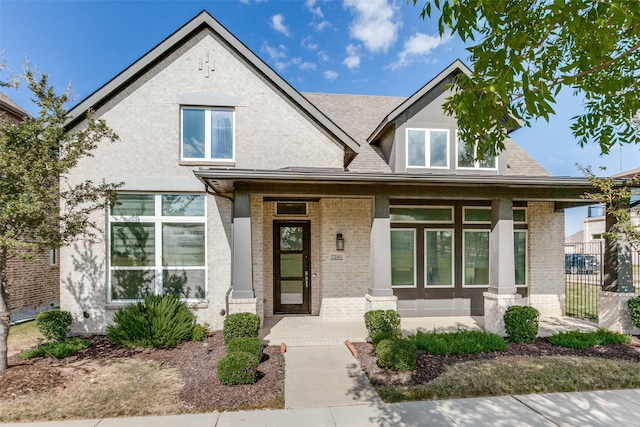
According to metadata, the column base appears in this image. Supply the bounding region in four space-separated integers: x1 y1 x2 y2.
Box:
598 291 640 334
227 296 258 316
483 292 523 336
365 294 398 312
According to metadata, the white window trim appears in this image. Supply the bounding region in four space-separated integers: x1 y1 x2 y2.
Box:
514 207 527 224
424 229 455 288
462 229 491 288
180 107 235 162
391 228 417 289
514 230 528 287
390 205 454 224
406 128 450 169
107 193 208 303
462 207 492 224
455 133 498 170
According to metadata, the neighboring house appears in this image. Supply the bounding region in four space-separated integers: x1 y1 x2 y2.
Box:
61 11 595 334
0 92 60 322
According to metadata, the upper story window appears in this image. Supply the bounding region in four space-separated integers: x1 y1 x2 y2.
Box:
456 135 496 170
406 128 449 168
181 107 234 161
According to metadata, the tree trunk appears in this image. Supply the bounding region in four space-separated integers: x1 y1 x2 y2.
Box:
0 249 10 371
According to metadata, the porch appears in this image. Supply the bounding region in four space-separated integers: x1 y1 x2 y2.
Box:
259 315 598 346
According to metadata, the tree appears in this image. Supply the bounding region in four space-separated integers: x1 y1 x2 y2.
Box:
412 0 640 159
0 68 120 371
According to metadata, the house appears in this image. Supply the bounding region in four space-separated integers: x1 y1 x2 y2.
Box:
0 92 60 322
61 11 596 335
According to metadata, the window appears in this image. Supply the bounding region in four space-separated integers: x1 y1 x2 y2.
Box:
390 206 453 223
463 230 490 286
109 194 206 301
463 207 527 224
406 129 449 168
49 249 58 266
391 229 416 287
181 107 234 161
514 231 527 286
456 136 496 169
425 230 454 287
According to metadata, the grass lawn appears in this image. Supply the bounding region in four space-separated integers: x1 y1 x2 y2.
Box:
7 320 43 356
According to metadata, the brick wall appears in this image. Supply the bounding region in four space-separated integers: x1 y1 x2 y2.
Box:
6 249 60 317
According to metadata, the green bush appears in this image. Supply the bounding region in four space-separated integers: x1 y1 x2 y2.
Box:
19 337 91 360
223 312 260 345
628 296 640 329
375 338 417 371
549 329 631 350
504 306 540 343
192 323 211 342
226 337 264 359
36 310 73 342
364 310 401 346
107 295 195 348
217 351 261 385
408 330 506 356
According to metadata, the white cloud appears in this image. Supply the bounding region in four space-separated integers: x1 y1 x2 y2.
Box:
240 0 267 4
270 14 291 36
388 32 450 70
317 51 329 63
261 42 315 72
300 62 317 70
313 20 331 31
306 0 324 18
343 44 361 69
344 0 400 53
324 70 339 81
301 36 318 50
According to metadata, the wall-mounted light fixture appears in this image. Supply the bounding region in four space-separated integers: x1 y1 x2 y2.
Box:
336 233 345 251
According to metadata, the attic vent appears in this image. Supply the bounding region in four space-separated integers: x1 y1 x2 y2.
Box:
276 202 307 216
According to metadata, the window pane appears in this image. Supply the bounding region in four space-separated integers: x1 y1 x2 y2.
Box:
457 140 475 168
464 208 492 223
112 194 155 216
390 207 452 222
162 195 205 216
162 223 205 266
429 130 448 167
281 253 303 277
280 226 303 251
280 280 303 304
211 110 233 159
182 109 205 158
111 223 155 266
514 231 526 285
162 269 205 299
464 231 489 285
391 230 415 286
426 230 453 286
111 269 155 300
407 130 425 167
479 155 496 169
513 208 526 223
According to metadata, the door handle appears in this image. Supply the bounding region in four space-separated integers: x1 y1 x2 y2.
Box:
305 271 309 288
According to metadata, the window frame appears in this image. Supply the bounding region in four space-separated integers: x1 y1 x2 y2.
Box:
514 230 527 287
180 106 235 162
390 205 454 224
391 228 417 289
107 193 207 303
455 133 498 170
424 228 455 288
405 128 450 169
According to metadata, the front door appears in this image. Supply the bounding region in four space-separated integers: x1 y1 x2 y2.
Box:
274 221 310 314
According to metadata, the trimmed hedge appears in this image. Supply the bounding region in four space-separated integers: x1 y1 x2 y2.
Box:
628 296 640 329
504 305 539 344
408 330 506 356
107 295 195 348
376 338 417 371
36 310 73 342
364 310 401 346
217 351 261 385
20 337 91 360
226 337 264 359
223 312 260 345
549 329 631 350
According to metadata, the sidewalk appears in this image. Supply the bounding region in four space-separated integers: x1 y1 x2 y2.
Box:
5 389 640 426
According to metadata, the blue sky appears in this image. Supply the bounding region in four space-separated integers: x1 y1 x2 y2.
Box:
2 0 639 235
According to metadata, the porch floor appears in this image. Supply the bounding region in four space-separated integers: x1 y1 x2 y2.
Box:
260 315 598 347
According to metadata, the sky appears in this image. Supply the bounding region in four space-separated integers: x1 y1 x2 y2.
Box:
1 0 639 236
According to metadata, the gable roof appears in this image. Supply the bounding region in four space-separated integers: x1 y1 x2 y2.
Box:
0 92 29 119
65 10 360 161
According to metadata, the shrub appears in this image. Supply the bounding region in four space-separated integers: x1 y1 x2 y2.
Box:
36 310 73 342
364 310 401 346
19 337 91 360
408 330 506 356
226 337 264 359
503 306 539 343
217 351 260 385
375 338 417 371
223 312 260 345
628 296 640 329
549 329 631 350
192 323 211 342
107 295 195 348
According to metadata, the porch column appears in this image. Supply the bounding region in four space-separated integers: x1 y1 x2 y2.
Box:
366 196 397 312
484 198 522 335
231 191 254 300
599 200 638 333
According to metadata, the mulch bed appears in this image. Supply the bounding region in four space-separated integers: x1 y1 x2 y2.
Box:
353 336 640 387
0 331 285 411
